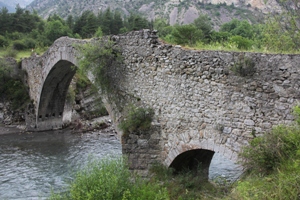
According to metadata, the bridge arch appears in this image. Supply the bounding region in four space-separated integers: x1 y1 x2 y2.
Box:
36 60 77 130
169 149 215 179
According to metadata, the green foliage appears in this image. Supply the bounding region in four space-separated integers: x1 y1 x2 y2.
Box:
233 110 300 199
75 72 91 90
172 24 203 46
231 159 300 200
231 55 255 77
23 38 36 49
4 48 18 58
220 19 256 39
125 14 150 31
0 35 8 47
240 124 300 174
262 15 300 52
94 27 103 38
69 157 131 200
230 35 253 50
150 163 228 200
45 20 72 43
49 157 169 200
193 15 213 42
78 39 123 94
12 40 26 50
119 106 154 136
0 59 29 110
73 11 98 38
294 105 300 126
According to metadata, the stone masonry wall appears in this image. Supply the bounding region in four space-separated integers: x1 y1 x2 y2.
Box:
113 30 300 167
22 31 300 175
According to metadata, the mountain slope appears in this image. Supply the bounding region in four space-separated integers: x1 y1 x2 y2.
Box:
26 0 281 26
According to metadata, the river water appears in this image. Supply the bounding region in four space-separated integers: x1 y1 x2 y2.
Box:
0 127 242 200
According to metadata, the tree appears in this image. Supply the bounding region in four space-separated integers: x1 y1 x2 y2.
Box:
172 24 203 46
0 7 12 35
126 14 149 31
261 0 300 52
111 11 123 34
66 15 74 30
73 11 98 38
101 8 113 35
45 20 72 43
220 19 255 39
193 15 213 42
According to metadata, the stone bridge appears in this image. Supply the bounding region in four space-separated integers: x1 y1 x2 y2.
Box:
22 30 300 177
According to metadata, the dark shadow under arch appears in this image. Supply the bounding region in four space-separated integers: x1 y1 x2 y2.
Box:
38 60 76 122
169 149 215 179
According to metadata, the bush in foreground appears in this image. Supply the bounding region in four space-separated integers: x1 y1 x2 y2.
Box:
230 106 300 199
49 157 169 200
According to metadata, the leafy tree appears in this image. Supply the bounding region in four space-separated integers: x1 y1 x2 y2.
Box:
73 11 98 38
220 19 255 39
261 1 300 52
153 18 171 37
0 35 8 47
172 24 203 46
0 7 12 35
45 20 72 43
94 27 103 37
210 31 231 43
66 15 74 30
111 11 123 34
230 35 253 50
126 14 149 31
193 15 213 42
100 8 113 35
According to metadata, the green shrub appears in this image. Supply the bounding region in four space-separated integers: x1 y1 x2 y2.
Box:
240 116 300 174
24 38 36 49
230 35 253 50
119 106 154 135
75 72 91 90
232 159 300 200
49 157 169 200
4 48 18 58
231 55 256 77
77 39 123 94
0 35 9 47
0 60 29 110
12 40 27 50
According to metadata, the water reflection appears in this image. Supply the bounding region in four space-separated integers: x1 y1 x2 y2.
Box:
0 129 243 199
0 130 122 200
209 153 243 182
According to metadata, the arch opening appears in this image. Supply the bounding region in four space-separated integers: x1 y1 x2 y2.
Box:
169 149 215 180
37 60 77 130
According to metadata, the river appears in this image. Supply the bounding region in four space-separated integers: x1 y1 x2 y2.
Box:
0 126 242 200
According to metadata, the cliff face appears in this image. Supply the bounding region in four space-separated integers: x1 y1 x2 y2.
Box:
26 0 281 26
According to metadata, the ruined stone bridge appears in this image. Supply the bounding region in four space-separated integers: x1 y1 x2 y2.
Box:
22 30 300 177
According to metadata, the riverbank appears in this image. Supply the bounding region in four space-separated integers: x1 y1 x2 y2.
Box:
0 124 26 135
0 115 116 135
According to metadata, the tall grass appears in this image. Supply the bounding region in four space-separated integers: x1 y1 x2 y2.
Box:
49 156 169 200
